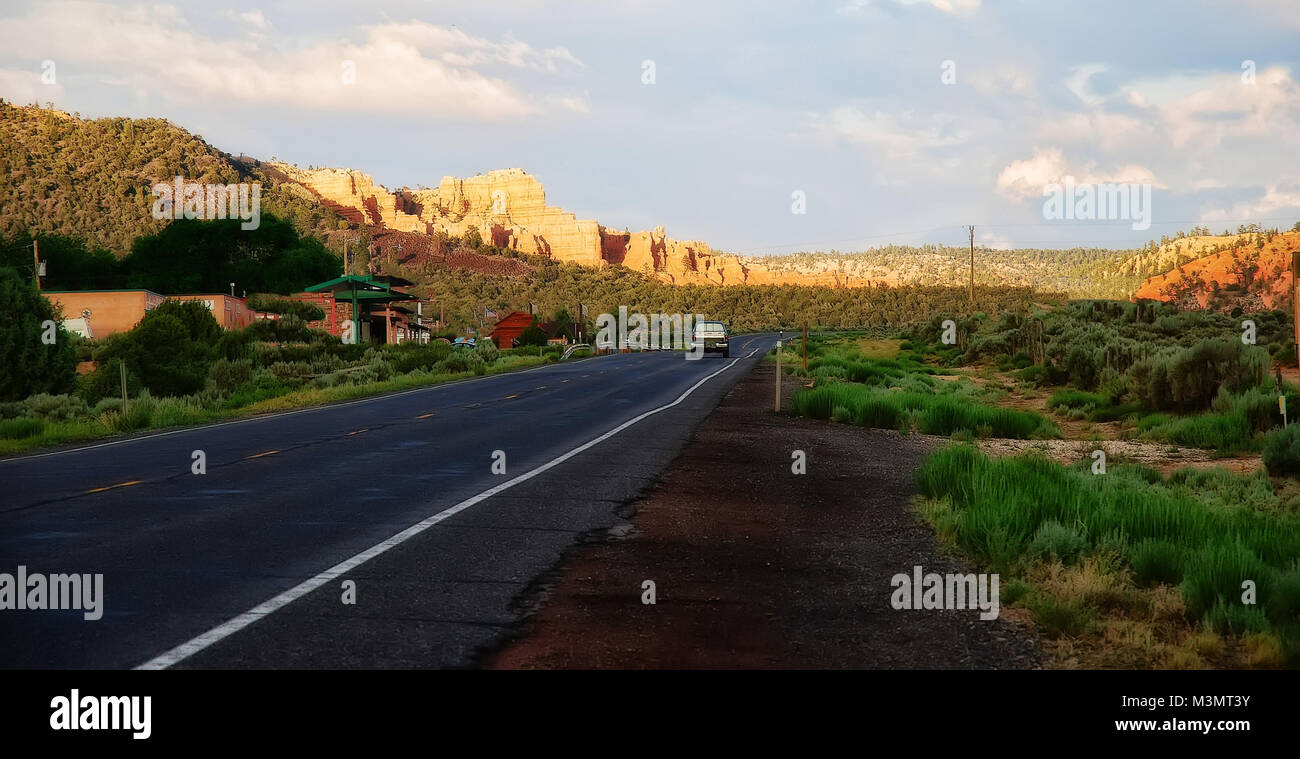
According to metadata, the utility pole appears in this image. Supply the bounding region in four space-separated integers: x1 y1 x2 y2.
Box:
802 323 808 373
968 225 975 307
32 239 42 291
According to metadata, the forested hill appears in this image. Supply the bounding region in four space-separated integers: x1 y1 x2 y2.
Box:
757 246 1147 300
0 101 340 254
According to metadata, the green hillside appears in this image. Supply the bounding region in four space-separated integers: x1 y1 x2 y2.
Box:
0 101 342 255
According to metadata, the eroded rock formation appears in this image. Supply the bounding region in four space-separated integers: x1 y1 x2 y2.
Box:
268 162 845 286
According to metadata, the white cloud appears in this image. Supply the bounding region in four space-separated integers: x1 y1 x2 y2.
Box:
0 2 584 120
1199 182 1300 224
1036 111 1151 150
554 94 591 114
236 10 269 31
996 148 1164 200
839 0 980 14
1064 64 1109 106
819 107 967 156
0 67 64 106
979 231 1012 250
370 23 582 74
968 66 1035 96
1127 66 1300 149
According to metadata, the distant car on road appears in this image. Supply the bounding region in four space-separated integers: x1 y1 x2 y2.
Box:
692 320 730 357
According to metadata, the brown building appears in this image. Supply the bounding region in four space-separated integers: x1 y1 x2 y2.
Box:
43 290 255 337
168 294 257 331
43 289 165 337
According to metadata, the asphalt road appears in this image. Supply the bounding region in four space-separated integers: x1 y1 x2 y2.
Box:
0 334 775 668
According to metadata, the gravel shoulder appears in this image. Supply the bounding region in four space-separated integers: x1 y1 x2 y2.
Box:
483 360 1042 669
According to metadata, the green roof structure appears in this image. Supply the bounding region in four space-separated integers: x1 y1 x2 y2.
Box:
304 275 417 344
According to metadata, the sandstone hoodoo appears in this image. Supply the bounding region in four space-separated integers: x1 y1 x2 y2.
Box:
267 162 854 288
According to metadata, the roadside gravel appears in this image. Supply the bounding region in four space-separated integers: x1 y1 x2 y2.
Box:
484 361 1043 669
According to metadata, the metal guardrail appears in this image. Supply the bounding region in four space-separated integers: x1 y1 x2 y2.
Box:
561 343 592 360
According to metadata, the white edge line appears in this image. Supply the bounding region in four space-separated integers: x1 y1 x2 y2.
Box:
135 344 762 669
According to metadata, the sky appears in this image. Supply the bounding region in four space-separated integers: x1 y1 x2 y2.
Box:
2 0 1299 254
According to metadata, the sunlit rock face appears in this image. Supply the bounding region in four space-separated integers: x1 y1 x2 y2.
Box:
1135 232 1300 310
271 162 868 287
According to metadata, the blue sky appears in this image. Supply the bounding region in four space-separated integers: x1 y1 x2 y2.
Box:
2 0 1299 254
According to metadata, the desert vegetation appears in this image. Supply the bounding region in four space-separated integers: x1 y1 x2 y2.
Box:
917 445 1299 668
786 333 1058 439
780 304 1300 668
910 300 1297 461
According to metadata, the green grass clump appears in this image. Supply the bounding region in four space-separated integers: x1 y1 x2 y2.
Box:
1025 594 1094 638
915 445 1300 660
1129 540 1185 586
0 417 44 439
1028 520 1088 564
791 383 1054 439
1048 390 1106 411
1206 602 1272 636
1087 402 1143 422
1140 410 1255 452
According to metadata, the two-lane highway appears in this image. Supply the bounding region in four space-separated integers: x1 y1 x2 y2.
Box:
0 335 775 668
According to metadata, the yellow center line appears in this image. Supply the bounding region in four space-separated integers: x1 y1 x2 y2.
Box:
504 394 518 400
85 480 143 494
347 429 368 436
245 449 279 459
415 413 436 419
536 386 546 390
